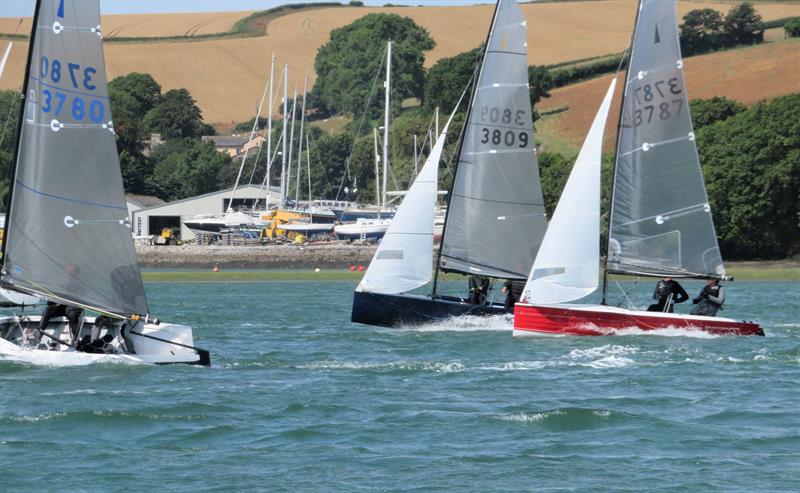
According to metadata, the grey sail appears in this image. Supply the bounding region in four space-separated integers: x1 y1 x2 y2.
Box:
438 0 547 280
2 0 148 316
607 0 725 279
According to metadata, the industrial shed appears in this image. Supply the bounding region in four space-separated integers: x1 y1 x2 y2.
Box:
131 184 282 241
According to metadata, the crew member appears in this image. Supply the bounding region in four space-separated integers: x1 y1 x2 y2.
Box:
690 279 725 317
646 277 688 313
468 276 490 305
39 302 85 345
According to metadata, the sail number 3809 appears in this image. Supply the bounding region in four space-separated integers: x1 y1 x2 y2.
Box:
38 56 106 124
479 105 529 148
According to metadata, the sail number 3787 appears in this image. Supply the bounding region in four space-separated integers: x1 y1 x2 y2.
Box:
632 77 684 127
37 56 106 124
478 105 529 148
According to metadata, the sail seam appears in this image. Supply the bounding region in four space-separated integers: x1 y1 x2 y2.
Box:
16 179 127 211
29 76 111 100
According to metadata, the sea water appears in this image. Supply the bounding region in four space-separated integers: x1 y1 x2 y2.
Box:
1 279 798 492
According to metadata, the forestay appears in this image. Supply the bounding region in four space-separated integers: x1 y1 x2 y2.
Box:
607 0 724 279
358 118 453 294
522 79 617 304
439 0 547 280
2 0 148 317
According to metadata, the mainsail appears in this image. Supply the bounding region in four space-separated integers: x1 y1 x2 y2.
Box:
2 0 148 317
607 0 724 279
357 119 450 295
438 0 547 280
522 79 617 304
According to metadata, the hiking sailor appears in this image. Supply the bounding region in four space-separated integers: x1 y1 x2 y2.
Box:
690 279 725 317
39 302 85 346
647 277 689 313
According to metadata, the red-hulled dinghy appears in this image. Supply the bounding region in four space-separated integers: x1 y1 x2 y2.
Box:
512 0 762 337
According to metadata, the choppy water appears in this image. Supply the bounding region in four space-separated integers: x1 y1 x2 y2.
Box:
1 279 798 492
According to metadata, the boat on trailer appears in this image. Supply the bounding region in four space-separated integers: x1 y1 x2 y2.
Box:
351 0 547 327
0 0 211 364
513 0 762 337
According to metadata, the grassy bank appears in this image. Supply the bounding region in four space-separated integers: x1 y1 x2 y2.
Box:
142 263 799 283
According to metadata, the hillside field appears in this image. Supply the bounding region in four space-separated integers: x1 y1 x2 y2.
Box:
1 1 798 125
536 39 800 154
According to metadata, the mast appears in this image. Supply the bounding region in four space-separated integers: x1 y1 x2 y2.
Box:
601 0 641 305
306 134 312 203
1 0 42 268
295 76 308 204
382 40 391 211
286 84 298 208
228 58 273 212
431 0 500 296
373 127 381 208
280 64 288 206
265 52 275 207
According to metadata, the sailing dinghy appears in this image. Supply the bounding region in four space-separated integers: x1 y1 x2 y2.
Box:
0 0 211 364
513 0 762 337
352 0 547 326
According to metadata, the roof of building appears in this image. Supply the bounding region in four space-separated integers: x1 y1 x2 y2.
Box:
133 184 282 213
126 193 165 208
202 135 252 148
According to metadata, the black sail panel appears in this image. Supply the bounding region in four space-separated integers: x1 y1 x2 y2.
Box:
2 0 148 316
607 0 725 278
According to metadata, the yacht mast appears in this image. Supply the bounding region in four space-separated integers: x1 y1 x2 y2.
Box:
382 41 391 210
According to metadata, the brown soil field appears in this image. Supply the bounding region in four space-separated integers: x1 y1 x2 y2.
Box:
0 11 254 38
1 1 797 124
536 39 800 153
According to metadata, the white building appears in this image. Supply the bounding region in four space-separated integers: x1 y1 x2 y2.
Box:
131 184 282 241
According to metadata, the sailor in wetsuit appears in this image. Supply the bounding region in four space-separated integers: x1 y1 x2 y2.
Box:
690 279 725 317
646 277 689 313
39 302 84 345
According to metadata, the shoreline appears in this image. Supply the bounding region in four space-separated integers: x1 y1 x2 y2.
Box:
137 245 800 282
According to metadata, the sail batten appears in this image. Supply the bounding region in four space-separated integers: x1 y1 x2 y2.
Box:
2 0 148 317
607 0 724 279
439 0 547 280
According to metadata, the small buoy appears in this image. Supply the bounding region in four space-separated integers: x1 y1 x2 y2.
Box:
314 268 321 272
212 265 220 273
349 265 356 271
357 265 365 272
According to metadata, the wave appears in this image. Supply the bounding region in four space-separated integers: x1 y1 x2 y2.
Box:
392 314 513 332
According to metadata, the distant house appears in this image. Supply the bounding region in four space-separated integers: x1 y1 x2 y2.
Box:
202 135 265 158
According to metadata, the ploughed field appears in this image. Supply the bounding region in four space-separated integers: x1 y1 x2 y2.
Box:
1 1 798 124
537 39 800 153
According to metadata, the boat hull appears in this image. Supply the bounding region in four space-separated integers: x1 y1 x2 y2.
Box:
352 290 508 327
513 303 764 336
0 316 211 365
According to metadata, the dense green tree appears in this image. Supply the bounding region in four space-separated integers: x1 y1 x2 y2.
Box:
723 1 764 45
784 17 800 37
698 94 799 259
423 47 481 112
528 65 553 119
108 72 162 120
690 96 746 129
680 8 724 55
0 90 21 211
312 14 435 117
148 139 231 201
143 89 214 139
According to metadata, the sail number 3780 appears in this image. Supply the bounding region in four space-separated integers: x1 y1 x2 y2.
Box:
37 56 106 124
478 106 529 148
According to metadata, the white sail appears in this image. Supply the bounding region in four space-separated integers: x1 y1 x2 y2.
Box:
357 122 451 294
522 79 617 304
